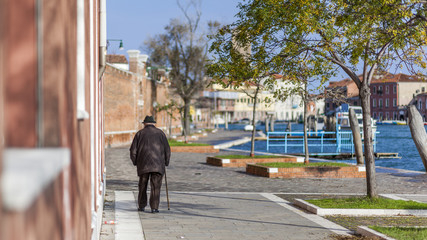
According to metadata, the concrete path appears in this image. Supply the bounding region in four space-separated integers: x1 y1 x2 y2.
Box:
100 129 427 240
113 191 349 240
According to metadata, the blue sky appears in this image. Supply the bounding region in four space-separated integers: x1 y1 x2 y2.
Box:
107 0 241 54
106 0 418 87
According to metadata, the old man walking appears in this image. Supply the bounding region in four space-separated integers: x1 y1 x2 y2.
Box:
130 115 171 213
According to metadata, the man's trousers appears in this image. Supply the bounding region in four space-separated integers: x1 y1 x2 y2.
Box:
138 172 163 210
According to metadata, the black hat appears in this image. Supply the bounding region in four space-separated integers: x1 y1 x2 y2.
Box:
142 115 156 123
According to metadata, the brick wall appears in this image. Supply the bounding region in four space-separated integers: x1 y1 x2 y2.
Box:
104 65 138 132
1 0 105 239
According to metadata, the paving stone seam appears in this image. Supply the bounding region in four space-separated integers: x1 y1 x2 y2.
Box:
260 193 353 237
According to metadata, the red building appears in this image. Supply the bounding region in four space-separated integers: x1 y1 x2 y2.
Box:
1 0 106 239
324 78 359 114
325 73 427 121
370 73 427 121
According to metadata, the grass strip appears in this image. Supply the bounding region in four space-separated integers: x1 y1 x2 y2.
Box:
215 154 284 159
307 197 427 209
168 139 210 146
370 226 427 240
258 162 349 168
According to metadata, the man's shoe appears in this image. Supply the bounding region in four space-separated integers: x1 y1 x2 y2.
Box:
151 209 159 213
138 207 145 212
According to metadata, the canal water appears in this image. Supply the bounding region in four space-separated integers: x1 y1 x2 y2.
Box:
221 123 427 172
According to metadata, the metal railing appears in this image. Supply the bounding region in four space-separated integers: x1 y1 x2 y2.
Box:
267 131 377 153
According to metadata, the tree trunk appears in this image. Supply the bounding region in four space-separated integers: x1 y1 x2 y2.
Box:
360 84 378 198
169 113 172 137
270 115 275 132
303 88 309 164
183 100 191 142
349 108 364 165
408 105 427 171
265 116 269 132
250 89 259 157
225 112 228 130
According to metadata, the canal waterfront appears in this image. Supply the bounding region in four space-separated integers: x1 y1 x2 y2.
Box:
220 123 427 172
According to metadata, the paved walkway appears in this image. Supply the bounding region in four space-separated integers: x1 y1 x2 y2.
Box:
100 129 427 240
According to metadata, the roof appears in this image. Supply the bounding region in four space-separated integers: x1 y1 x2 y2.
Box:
106 55 128 64
326 78 356 88
371 73 425 83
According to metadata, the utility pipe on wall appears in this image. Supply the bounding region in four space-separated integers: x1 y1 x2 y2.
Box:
36 0 44 146
99 0 106 78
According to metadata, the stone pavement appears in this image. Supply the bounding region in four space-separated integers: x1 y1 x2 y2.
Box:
100 129 427 240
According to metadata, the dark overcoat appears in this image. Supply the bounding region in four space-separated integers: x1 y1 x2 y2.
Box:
129 125 171 176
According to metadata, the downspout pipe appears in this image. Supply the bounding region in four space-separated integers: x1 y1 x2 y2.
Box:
36 0 43 147
99 0 106 79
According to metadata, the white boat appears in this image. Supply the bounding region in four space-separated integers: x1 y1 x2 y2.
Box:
244 124 254 131
335 104 377 137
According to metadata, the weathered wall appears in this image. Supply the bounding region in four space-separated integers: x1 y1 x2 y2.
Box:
104 65 138 132
1 0 104 239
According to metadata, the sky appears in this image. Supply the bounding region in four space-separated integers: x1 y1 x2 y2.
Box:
106 0 418 88
107 0 241 55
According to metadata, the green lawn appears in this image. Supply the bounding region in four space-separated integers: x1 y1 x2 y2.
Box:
215 154 283 159
370 226 427 240
168 139 210 146
306 197 427 209
258 162 349 168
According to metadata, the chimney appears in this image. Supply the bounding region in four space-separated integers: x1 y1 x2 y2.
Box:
138 54 149 77
127 50 140 73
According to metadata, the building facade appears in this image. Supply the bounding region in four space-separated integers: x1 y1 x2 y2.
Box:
1 0 106 239
370 73 427 121
324 78 359 114
411 93 427 121
324 73 427 121
104 51 181 147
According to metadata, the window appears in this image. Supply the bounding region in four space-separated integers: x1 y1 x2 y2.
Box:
386 86 389 94
393 85 397 94
385 98 389 107
386 112 389 120
393 98 397 107
423 87 425 93
326 103 330 108
373 86 376 93
378 86 383 94
419 100 422 110
373 99 376 107
379 99 383 108
373 113 377 119
379 112 383 120
393 111 397 120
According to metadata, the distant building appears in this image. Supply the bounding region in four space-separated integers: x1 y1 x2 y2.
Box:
273 79 305 121
324 73 427 121
324 78 359 114
104 50 181 146
370 73 427 121
410 93 427 121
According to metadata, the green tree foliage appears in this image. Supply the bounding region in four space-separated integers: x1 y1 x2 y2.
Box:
209 0 427 198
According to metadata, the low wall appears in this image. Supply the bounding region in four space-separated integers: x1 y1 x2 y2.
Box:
206 156 299 167
105 131 136 148
171 146 219 153
246 164 366 178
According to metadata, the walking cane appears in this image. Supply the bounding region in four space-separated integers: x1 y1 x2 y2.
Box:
164 169 170 210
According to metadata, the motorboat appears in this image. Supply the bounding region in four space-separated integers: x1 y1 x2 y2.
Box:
335 104 377 137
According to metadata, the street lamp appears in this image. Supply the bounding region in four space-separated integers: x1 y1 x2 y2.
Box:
107 39 124 50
